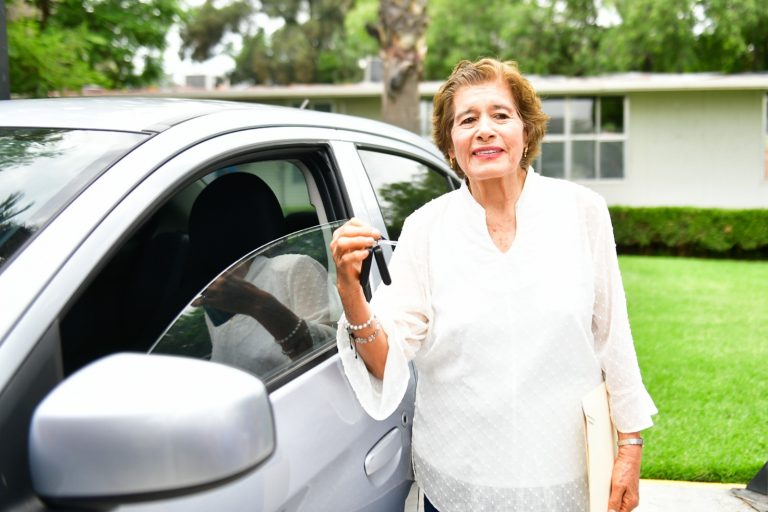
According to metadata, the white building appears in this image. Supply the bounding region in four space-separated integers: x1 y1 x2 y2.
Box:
152 73 768 208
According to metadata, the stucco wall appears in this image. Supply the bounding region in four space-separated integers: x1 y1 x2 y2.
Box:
585 90 768 208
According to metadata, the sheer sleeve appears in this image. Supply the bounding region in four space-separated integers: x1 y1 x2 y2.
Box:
589 195 658 433
283 255 336 346
336 214 432 420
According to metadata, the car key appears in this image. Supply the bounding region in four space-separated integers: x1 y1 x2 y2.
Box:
358 239 396 290
359 246 374 290
372 244 391 285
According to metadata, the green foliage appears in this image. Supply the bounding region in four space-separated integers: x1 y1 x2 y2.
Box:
609 206 768 259
377 171 451 240
621 256 768 482
343 0 379 60
424 0 768 79
8 19 107 96
597 0 699 73
153 307 212 359
7 0 183 96
694 0 768 72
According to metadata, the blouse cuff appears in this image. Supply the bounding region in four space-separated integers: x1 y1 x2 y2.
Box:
336 314 412 421
609 386 659 433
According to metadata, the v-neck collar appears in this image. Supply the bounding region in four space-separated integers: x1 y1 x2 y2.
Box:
458 168 537 255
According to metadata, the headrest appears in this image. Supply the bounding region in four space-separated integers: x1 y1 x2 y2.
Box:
188 172 285 272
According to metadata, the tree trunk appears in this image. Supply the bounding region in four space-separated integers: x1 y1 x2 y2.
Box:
376 0 427 134
382 56 420 133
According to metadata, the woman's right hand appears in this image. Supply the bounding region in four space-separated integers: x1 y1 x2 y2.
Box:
330 218 381 293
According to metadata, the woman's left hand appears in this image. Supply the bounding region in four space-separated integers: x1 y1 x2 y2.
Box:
607 441 642 512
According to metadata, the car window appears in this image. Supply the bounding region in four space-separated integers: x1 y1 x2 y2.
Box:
358 149 454 240
0 128 148 271
202 160 319 233
59 154 332 377
150 222 343 385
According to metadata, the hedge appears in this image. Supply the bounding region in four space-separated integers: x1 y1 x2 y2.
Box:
608 206 768 259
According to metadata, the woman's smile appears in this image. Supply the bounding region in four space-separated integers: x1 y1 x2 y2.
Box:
472 146 505 159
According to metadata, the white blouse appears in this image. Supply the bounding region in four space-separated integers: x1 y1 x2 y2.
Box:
337 170 657 512
209 254 335 379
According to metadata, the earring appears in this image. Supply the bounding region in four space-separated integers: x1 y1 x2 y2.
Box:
450 157 456 168
523 146 529 159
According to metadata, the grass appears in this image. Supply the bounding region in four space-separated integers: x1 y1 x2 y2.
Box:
619 255 768 483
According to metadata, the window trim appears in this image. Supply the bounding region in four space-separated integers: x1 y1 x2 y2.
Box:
538 95 628 181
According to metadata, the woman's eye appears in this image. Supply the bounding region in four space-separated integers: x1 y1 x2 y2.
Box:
494 112 510 120
460 117 475 125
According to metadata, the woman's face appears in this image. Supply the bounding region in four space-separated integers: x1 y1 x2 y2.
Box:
449 80 527 183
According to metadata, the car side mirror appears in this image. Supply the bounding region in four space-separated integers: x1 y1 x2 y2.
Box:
29 353 275 506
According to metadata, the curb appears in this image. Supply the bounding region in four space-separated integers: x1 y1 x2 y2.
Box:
641 479 746 489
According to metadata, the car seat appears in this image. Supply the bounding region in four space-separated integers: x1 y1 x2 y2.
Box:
182 172 286 300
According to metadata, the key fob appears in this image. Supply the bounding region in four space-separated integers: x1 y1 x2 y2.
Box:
372 244 391 285
359 247 374 290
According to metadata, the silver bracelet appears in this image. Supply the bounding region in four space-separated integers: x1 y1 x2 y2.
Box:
345 313 375 332
350 324 380 344
617 438 644 447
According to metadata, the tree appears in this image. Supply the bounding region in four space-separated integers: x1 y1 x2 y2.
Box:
366 0 427 132
424 0 768 78
181 0 360 85
694 0 768 72
7 0 183 96
598 0 699 72
425 0 605 79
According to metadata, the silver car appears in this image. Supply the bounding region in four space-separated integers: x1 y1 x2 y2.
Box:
0 98 458 511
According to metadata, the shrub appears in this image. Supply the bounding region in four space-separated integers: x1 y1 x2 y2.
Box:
609 207 768 259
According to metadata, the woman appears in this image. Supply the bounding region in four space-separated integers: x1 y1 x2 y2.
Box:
330 58 657 512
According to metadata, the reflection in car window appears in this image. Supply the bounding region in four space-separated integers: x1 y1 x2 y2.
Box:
151 222 343 384
0 128 148 271
211 160 320 234
358 150 453 240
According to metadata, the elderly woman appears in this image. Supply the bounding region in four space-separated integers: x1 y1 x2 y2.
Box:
330 58 657 512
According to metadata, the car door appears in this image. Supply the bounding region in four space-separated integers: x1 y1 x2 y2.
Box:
1 119 457 511
0 123 439 512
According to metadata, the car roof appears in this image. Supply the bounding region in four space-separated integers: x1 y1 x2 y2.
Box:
0 97 444 160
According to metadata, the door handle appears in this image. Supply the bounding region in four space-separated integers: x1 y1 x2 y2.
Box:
364 427 402 476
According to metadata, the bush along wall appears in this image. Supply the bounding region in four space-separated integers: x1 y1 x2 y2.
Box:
609 207 768 259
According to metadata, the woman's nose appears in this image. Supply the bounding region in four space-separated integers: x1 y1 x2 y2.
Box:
475 114 495 139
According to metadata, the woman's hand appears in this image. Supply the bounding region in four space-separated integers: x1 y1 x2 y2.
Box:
192 265 268 317
607 439 643 512
330 218 380 293
330 218 389 379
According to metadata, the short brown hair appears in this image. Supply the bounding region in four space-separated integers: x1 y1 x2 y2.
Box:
432 58 548 179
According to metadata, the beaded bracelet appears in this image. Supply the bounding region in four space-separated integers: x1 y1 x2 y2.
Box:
345 312 375 332
275 318 304 344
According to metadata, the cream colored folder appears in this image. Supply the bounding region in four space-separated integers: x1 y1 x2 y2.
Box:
582 382 618 512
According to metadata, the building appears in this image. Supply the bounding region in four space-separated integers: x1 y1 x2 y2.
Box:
146 73 768 208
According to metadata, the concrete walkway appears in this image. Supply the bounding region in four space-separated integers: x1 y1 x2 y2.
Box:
403 480 766 511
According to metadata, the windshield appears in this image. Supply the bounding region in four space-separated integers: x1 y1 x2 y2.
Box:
0 128 149 271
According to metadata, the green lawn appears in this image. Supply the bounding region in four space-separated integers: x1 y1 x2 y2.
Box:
619 255 768 483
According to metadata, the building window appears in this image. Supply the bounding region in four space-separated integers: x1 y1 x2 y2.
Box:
536 96 627 180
